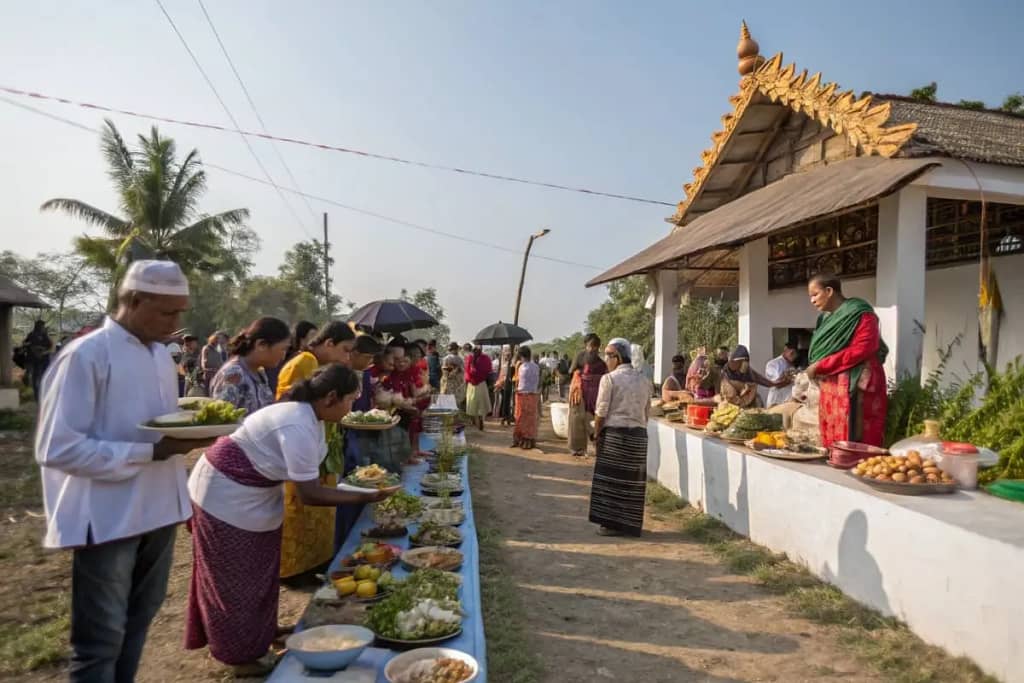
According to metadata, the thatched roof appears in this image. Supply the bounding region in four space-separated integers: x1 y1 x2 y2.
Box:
878 96 1024 167
0 275 49 308
587 157 939 287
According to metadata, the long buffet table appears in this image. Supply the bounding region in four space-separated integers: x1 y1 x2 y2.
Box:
268 455 487 682
648 417 1024 683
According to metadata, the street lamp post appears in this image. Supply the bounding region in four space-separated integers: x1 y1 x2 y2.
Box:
513 228 550 326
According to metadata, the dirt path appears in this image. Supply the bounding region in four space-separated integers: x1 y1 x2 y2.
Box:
470 405 882 683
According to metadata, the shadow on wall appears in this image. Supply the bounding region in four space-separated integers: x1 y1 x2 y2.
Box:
701 440 751 537
823 509 892 617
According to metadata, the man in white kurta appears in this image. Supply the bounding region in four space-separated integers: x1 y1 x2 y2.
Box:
35 260 207 683
765 343 799 407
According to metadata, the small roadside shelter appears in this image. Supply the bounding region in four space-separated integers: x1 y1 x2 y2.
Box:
589 23 1024 385
0 274 50 403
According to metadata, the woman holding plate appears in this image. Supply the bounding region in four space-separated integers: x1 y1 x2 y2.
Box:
186 364 396 675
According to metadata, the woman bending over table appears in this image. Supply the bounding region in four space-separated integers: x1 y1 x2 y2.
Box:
185 364 395 676
805 272 888 448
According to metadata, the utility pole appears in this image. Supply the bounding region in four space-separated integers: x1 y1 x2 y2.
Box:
512 228 550 325
322 212 332 318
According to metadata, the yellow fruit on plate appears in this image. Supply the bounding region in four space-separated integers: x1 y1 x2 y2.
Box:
356 581 378 598
354 565 374 580
333 578 357 596
368 567 382 581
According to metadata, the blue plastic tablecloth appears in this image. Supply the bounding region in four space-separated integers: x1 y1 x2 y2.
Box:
267 456 487 682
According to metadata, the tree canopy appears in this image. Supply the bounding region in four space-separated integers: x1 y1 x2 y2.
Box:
40 119 256 308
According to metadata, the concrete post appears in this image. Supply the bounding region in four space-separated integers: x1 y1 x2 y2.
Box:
651 270 679 384
738 239 772 372
876 186 927 379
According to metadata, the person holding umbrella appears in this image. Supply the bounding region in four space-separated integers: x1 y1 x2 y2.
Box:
464 345 493 431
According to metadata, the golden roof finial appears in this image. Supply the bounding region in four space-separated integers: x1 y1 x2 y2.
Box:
737 20 762 76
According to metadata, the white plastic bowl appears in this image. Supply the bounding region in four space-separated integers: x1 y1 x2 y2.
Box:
384 647 479 683
285 624 373 671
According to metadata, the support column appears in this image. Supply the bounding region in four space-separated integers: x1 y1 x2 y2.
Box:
0 306 12 387
875 186 927 379
650 270 679 384
738 239 772 372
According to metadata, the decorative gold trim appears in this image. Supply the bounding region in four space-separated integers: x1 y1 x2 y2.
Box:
670 52 918 226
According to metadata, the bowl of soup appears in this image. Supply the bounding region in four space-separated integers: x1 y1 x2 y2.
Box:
286 624 373 671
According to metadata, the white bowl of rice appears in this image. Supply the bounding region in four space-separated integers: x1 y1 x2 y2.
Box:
286 624 373 671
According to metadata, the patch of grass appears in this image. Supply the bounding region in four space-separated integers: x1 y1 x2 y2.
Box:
645 481 685 514
0 410 33 432
0 590 70 675
469 452 543 683
644 483 998 683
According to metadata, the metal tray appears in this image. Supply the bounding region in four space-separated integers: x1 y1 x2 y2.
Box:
848 471 958 495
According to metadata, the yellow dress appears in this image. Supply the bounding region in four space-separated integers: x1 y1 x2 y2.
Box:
276 352 338 578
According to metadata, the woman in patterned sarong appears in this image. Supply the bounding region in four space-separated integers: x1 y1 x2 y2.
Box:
588 338 652 537
567 334 607 457
185 364 395 675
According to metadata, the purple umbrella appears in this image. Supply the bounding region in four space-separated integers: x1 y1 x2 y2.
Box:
346 299 438 335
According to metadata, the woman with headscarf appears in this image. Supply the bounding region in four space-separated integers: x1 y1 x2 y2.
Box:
589 338 652 537
567 334 607 457
209 318 291 416
720 345 786 407
440 346 466 410
684 351 718 400
805 273 888 447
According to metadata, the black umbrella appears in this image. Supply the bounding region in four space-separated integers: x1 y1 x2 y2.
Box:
472 321 533 346
347 299 438 335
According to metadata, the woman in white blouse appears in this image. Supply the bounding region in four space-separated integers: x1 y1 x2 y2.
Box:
589 337 652 538
185 364 396 675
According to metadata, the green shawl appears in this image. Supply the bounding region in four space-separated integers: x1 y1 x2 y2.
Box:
809 297 888 394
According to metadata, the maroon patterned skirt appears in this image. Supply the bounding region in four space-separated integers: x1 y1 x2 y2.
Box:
185 437 283 665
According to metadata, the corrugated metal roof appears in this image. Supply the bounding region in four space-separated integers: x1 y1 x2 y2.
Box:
586 156 940 287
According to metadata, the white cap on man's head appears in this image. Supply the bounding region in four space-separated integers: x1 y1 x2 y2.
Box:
119 260 189 296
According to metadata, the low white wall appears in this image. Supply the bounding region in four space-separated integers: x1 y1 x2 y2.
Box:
649 419 1024 683
747 253 1024 384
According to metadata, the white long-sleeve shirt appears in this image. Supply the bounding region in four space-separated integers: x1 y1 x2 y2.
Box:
35 318 191 548
765 355 795 407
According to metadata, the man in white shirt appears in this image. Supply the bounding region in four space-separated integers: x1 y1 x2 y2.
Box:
35 260 210 682
765 343 799 407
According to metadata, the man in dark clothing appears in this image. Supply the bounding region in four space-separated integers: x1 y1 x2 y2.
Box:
426 339 441 391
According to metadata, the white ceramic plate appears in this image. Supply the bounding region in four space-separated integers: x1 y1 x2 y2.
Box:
138 418 238 440
384 647 478 683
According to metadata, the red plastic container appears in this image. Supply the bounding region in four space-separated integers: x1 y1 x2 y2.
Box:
828 440 888 469
687 404 712 427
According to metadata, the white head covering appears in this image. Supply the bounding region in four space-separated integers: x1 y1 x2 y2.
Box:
119 260 189 296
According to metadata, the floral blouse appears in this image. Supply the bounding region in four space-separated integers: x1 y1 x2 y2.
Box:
209 356 275 416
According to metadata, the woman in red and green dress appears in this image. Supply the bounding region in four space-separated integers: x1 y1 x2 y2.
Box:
805 273 888 448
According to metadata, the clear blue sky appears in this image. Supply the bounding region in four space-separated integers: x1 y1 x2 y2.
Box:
1 1 1020 341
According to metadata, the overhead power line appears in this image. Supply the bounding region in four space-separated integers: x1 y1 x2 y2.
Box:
153 0 314 239
0 84 676 207
1 96 602 271
196 0 318 222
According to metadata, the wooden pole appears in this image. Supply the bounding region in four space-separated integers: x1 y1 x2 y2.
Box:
323 212 332 318
0 305 12 387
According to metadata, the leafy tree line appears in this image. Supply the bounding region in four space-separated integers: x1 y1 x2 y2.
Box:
909 82 1023 114
4 119 451 343
535 276 738 363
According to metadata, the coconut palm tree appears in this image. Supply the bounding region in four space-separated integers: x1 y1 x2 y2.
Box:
41 119 252 307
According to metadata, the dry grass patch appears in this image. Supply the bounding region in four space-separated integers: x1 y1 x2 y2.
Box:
645 480 998 683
